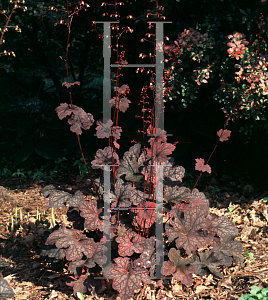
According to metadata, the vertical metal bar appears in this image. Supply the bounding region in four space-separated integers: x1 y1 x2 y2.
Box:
155 163 164 278
155 22 165 131
103 164 111 271
103 22 112 124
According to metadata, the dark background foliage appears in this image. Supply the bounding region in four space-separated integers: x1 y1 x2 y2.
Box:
0 0 268 188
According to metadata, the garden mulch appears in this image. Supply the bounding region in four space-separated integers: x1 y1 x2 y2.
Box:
0 170 268 300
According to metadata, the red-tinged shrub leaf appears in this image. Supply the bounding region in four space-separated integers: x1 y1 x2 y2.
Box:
132 202 156 229
116 230 145 257
55 103 73 120
217 129 231 142
91 146 120 171
195 158 211 174
146 141 176 163
161 248 195 286
96 119 113 139
110 96 131 113
45 226 96 261
0 278 15 299
165 205 214 255
109 257 151 300
79 200 103 231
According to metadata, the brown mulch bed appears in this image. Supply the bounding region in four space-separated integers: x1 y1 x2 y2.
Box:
0 170 268 300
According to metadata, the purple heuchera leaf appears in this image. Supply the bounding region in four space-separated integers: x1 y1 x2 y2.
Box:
164 185 194 204
147 125 167 145
191 250 227 278
161 248 195 287
42 185 85 208
84 242 108 268
211 236 244 266
146 141 175 163
91 146 119 171
139 236 156 277
55 103 94 135
55 103 73 120
96 119 113 138
67 111 94 135
41 184 58 198
79 200 103 231
66 274 88 294
48 190 72 208
108 257 151 300
205 214 238 242
110 178 132 208
116 143 146 182
130 188 150 206
45 226 96 261
116 230 145 257
141 157 184 187
165 205 214 255
68 190 85 207
114 84 130 94
132 201 156 229
110 96 131 113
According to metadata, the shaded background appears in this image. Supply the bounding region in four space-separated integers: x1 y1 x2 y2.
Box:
0 0 268 189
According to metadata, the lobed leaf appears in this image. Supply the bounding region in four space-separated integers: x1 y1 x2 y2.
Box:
45 226 96 261
108 257 151 300
79 200 103 231
195 158 211 174
165 205 214 255
161 248 196 286
116 230 145 257
132 201 156 229
116 143 146 182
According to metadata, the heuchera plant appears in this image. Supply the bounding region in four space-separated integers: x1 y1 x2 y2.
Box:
40 1 244 300
41 95 244 300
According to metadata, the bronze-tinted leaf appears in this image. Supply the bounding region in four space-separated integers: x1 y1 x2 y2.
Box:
165 205 214 255
45 226 96 261
109 257 151 300
79 200 103 231
116 230 145 257
161 248 195 286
